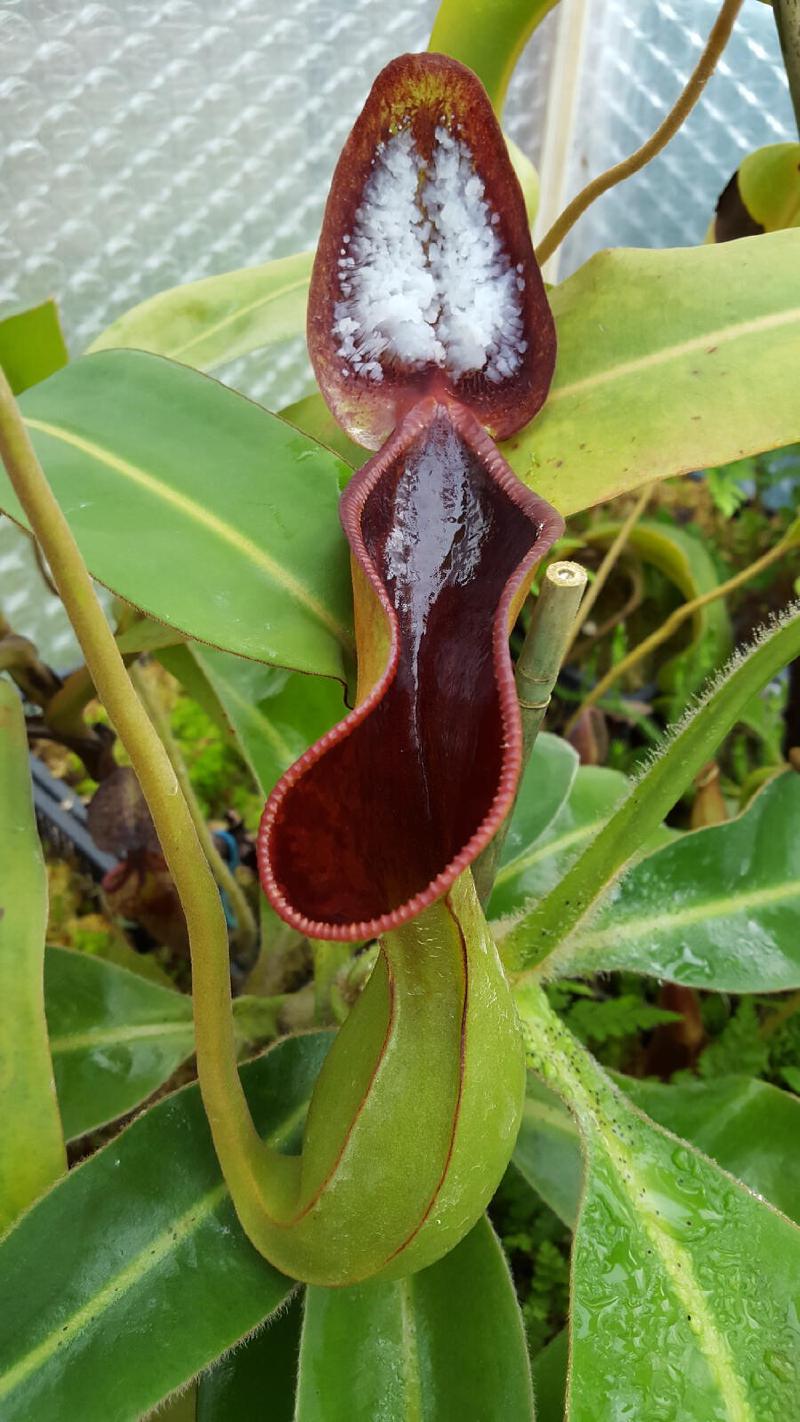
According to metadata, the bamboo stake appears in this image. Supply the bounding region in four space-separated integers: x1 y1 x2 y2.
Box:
474 560 587 904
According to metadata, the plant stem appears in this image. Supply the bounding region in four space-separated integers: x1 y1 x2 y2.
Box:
565 482 653 656
31 535 59 598
760 989 800 1040
564 533 796 734
774 0 800 135
535 0 745 266
309 938 353 1024
502 603 800 975
130 661 258 962
473 560 587 904
0 628 62 704
0 369 269 1221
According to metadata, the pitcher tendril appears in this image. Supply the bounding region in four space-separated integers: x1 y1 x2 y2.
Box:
2 52 564 1292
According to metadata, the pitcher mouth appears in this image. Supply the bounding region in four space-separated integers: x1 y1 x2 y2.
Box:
258 397 563 941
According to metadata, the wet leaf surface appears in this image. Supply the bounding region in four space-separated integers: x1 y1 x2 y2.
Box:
562 771 800 991
0 1034 331 1422
519 987 800 1422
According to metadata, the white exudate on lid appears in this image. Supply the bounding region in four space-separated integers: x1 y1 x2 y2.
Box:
333 124 527 385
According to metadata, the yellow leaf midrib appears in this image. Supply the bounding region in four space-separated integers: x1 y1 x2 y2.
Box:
0 1097 309 1403
166 272 310 361
574 877 799 956
23 416 353 651
547 304 800 406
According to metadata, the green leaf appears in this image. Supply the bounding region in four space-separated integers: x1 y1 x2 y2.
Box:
571 1118 800 1420
711 143 800 241
45 946 282 1141
532 1329 568 1422
564 994 681 1046
489 765 629 920
0 1033 333 1422
497 730 578 870
624 1075 800 1224
295 1216 534 1421
524 1072 800 1419
506 135 540 227
697 1000 769 1081
0 351 354 678
197 1294 302 1421
114 615 188 656
160 643 344 797
0 299 68 395
513 1078 581 1227
289 235 800 519
580 519 731 706
158 1388 198 1421
502 604 800 971
45 945 194 1141
0 682 65 1229
88 251 313 371
519 985 800 1422
515 1068 800 1231
429 0 558 111
503 233 800 515
560 770 800 990
281 391 367 470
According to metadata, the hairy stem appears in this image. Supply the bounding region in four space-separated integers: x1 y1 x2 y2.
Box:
760 989 800 1040
502 603 800 975
565 533 796 733
130 661 259 962
473 560 587 903
535 0 744 265
0 369 268 1223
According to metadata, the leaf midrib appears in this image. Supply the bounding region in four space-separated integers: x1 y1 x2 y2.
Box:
48 1020 194 1055
0 1098 307 1402
587 1124 754 1422
165 272 311 360
23 416 353 651
399 1275 423 1422
494 819 600 888
549 1030 756 1422
575 877 800 955
546 305 800 406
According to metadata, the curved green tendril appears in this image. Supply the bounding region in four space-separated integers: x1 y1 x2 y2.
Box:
0 371 524 1286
